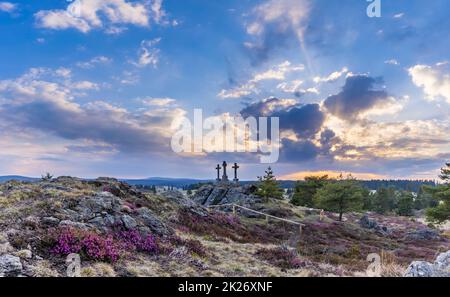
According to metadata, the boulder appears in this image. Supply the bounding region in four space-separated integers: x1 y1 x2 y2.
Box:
121 215 137 230
59 220 90 230
359 214 378 229
404 250 450 277
136 208 172 236
41 217 60 227
192 183 260 208
405 229 440 241
0 255 22 277
359 214 391 235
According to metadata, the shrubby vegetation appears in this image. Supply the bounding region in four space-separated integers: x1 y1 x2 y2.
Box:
289 164 450 220
425 163 450 223
256 167 284 202
313 175 364 221
291 175 328 207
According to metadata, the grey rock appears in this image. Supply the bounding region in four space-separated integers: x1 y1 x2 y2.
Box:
59 220 89 230
81 194 114 213
192 183 260 208
0 255 22 277
359 214 378 229
162 191 196 207
405 229 440 241
0 242 14 254
359 214 391 235
41 217 60 226
404 261 435 277
121 215 137 230
404 250 450 277
23 216 40 228
136 208 172 236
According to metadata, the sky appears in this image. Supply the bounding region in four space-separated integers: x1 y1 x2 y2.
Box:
0 0 449 180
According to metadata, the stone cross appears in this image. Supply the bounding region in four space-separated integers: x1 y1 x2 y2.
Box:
222 161 229 181
215 164 221 181
232 163 239 183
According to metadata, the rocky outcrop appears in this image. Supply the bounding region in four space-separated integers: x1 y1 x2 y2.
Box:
404 250 450 277
359 214 390 235
0 255 22 277
404 229 441 241
193 183 261 207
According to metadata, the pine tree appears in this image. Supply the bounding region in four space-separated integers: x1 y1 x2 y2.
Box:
256 167 283 202
313 174 364 221
426 163 450 223
373 187 396 214
291 175 328 207
439 162 450 182
397 191 414 216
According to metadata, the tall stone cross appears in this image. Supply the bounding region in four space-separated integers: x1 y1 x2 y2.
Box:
232 163 239 183
222 161 229 181
215 164 221 181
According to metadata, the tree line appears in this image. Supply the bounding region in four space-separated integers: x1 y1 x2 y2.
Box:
256 164 450 223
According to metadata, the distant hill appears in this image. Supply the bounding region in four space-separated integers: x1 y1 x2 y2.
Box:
121 177 212 188
0 175 39 182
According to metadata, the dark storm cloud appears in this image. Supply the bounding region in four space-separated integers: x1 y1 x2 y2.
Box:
323 75 389 120
240 98 325 139
273 104 325 139
279 139 320 162
239 98 334 163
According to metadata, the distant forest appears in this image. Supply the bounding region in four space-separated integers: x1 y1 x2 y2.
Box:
180 179 438 192
276 180 437 192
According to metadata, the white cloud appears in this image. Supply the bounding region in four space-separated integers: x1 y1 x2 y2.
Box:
436 61 449 67
0 67 186 155
34 0 167 33
277 80 319 95
218 60 304 99
72 81 99 90
393 13 405 19
115 70 140 85
248 0 310 42
77 56 112 69
408 64 450 104
250 61 304 82
384 59 400 66
133 38 161 68
0 1 16 13
142 97 176 107
313 67 348 83
217 83 256 99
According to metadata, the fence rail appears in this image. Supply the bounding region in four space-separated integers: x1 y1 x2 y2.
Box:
207 203 305 235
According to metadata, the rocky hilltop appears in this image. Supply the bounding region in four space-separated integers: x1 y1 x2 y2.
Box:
193 183 261 207
0 177 449 277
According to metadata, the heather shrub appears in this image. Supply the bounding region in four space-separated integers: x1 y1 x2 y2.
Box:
116 230 158 253
168 236 207 257
50 227 159 263
255 246 307 269
177 208 294 244
51 228 121 262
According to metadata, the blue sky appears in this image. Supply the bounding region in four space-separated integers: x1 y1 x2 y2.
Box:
0 0 449 180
